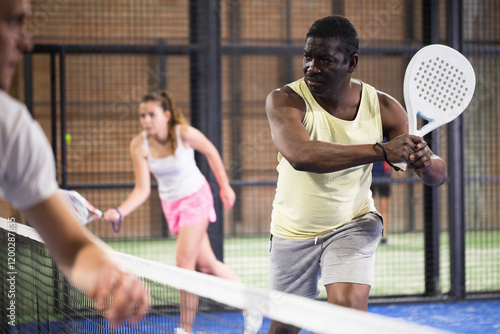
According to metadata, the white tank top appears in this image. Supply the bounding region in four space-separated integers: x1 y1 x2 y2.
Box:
143 125 206 201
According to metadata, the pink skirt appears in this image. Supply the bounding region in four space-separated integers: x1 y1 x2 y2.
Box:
161 181 217 235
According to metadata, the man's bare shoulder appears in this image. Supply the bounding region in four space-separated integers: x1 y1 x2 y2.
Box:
375 89 403 110
270 85 299 98
267 85 305 112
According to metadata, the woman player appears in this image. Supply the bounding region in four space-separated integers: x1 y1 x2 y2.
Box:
103 91 261 334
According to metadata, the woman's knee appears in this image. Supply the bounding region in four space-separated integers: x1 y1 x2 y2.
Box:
195 259 219 275
176 252 196 270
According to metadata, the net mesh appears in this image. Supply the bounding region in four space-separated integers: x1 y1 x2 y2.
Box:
0 218 453 334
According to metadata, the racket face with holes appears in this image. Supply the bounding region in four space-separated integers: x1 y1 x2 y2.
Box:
59 189 103 225
404 44 476 137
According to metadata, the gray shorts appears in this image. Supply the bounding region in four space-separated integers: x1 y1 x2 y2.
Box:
269 212 383 298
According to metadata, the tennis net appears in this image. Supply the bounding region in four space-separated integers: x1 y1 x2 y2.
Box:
0 217 452 334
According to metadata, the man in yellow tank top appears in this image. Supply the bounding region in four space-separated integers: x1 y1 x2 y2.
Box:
265 15 447 333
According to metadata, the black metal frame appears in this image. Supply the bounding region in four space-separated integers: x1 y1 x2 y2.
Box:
447 0 467 301
189 0 225 260
422 0 441 299
22 0 500 303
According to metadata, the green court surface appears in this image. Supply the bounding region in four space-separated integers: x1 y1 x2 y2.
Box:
107 231 500 297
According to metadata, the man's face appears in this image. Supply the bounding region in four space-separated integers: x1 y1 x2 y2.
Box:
0 0 33 91
302 37 354 97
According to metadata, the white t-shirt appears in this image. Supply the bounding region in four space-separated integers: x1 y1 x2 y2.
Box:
0 91 58 209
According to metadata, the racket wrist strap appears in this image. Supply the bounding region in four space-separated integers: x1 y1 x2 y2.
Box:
375 142 402 172
113 208 123 233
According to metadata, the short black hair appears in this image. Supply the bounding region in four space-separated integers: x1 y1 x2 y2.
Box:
306 15 359 59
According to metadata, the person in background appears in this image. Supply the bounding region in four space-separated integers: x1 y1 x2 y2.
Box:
0 0 149 327
103 91 262 334
265 15 447 333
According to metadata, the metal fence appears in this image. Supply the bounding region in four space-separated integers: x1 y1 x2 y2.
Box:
3 0 499 303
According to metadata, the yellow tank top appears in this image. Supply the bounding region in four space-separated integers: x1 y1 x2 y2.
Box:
270 78 382 240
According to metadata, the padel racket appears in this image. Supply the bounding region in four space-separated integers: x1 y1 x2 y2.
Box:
59 189 121 232
395 44 476 171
